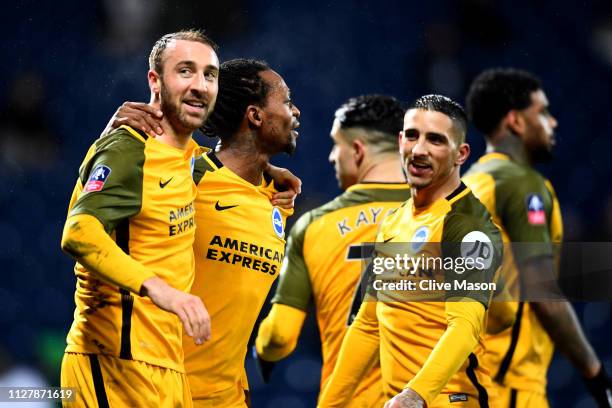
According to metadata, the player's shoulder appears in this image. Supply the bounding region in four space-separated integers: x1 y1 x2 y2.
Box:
193 149 220 185
95 125 147 153
444 186 501 241
486 156 547 191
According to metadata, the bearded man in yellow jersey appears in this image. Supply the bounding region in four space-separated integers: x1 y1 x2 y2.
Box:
320 95 504 408
253 94 410 408
60 30 219 407
463 68 611 408
107 59 301 407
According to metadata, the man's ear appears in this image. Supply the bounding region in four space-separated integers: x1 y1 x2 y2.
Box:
247 105 263 128
148 70 161 94
353 139 366 167
505 110 525 136
456 142 470 166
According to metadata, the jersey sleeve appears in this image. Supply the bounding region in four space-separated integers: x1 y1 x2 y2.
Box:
69 132 145 233
496 173 554 263
271 211 313 311
407 301 485 405
441 213 503 307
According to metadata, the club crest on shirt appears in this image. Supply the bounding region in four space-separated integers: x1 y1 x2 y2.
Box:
272 207 284 238
411 226 429 251
526 193 546 225
84 165 111 192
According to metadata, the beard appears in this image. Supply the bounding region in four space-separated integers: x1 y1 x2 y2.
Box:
283 134 297 155
160 82 209 134
530 145 554 163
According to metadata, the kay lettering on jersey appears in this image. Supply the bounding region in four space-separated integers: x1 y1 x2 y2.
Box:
169 202 195 236
337 207 395 236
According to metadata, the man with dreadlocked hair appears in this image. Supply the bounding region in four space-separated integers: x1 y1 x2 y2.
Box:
254 94 410 407
103 58 301 407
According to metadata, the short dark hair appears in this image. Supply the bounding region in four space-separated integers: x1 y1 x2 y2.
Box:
149 29 219 74
335 94 405 136
466 68 541 136
410 94 468 143
201 58 271 140
334 94 405 154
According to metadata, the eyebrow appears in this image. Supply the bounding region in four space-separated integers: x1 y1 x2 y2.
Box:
175 60 219 71
404 128 448 139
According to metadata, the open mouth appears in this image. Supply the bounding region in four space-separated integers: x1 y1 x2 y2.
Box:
291 121 300 137
408 161 432 176
183 100 207 113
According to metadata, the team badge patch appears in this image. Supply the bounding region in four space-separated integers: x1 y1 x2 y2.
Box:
460 231 494 272
84 165 111 192
526 193 546 225
411 226 429 251
272 207 284 238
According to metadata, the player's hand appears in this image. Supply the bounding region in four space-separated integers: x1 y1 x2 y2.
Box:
103 101 164 137
266 164 301 209
251 345 276 383
272 190 298 209
384 388 425 408
141 276 211 345
583 365 612 407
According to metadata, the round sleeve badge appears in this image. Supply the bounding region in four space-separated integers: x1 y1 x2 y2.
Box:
460 231 493 270
272 207 284 238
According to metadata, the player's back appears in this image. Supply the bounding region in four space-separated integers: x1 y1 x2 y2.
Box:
275 182 410 406
184 151 292 403
463 152 563 395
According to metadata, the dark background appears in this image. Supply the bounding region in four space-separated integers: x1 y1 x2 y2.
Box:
1 1 611 407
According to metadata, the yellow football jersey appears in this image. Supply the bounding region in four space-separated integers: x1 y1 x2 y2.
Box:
65 125 198 372
184 151 292 400
272 182 411 406
463 152 563 395
371 183 502 405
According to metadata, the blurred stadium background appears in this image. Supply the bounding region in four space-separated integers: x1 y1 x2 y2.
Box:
1 0 612 406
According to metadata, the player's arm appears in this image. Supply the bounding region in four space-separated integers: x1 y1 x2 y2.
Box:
386 301 485 407
500 179 607 400
101 102 164 138
520 257 609 401
254 212 312 381
256 303 306 361
266 162 301 209
62 137 210 344
318 301 380 408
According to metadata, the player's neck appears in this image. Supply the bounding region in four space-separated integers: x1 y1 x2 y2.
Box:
411 170 461 209
359 156 406 184
216 142 269 186
487 132 530 166
149 101 193 149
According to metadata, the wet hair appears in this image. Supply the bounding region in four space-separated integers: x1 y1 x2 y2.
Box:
201 58 271 140
466 68 541 136
334 94 405 154
409 94 467 143
149 29 219 74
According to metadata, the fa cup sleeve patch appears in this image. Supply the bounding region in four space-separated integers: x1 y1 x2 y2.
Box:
84 165 112 192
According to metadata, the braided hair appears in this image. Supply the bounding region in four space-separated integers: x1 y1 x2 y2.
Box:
201 58 271 140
